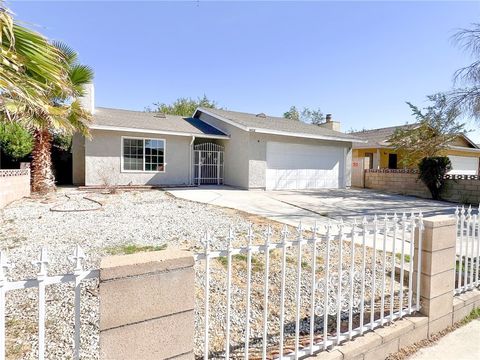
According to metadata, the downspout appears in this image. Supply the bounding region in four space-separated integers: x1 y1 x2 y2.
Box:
189 136 195 185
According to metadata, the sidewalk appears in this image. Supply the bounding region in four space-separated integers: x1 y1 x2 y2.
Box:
409 319 480 360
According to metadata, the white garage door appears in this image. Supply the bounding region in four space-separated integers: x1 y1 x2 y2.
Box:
266 142 345 190
448 155 479 175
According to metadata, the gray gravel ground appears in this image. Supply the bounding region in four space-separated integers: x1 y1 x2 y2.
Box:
0 189 253 359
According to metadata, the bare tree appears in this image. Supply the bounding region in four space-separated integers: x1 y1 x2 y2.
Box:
448 23 480 121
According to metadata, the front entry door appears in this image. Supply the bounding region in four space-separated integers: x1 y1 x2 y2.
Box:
193 143 224 185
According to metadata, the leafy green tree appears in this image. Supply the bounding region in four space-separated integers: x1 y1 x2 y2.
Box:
148 95 218 117
418 157 452 200
388 94 465 167
0 122 33 159
302 107 325 125
284 106 325 125
283 106 301 121
448 23 480 122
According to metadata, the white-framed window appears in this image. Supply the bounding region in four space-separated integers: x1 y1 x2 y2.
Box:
121 136 166 172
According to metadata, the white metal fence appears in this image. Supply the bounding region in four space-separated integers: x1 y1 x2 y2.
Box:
195 213 424 359
455 205 480 294
0 246 98 360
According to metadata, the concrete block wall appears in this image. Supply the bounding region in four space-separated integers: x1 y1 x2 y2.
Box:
99 249 195 360
364 171 480 204
0 170 30 208
364 172 431 198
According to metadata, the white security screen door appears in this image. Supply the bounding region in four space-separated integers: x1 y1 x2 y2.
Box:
448 155 479 175
194 143 224 185
266 142 345 190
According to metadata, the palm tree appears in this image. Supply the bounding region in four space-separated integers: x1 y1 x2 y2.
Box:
0 3 93 193
28 42 93 193
0 3 68 119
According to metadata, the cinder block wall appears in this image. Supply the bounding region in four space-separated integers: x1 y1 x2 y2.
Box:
99 250 195 360
0 170 30 208
364 172 430 198
364 172 480 204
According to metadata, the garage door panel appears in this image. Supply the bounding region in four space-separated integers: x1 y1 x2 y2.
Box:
448 155 478 175
266 141 344 190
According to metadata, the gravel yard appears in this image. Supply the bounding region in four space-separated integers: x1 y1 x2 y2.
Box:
0 189 259 359
0 189 401 359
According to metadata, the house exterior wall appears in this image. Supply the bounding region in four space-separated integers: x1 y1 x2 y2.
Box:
85 130 191 186
72 133 86 185
197 113 250 188
199 112 353 190
354 147 480 171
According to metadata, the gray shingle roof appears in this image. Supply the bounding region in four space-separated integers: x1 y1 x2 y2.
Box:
91 107 227 137
196 108 361 142
350 124 418 148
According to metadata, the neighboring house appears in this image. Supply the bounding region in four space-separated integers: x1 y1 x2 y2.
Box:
73 85 361 190
351 124 480 175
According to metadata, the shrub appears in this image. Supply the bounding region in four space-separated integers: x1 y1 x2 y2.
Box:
418 156 451 200
0 122 33 159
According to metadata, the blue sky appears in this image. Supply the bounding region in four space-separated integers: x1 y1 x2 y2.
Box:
9 1 480 142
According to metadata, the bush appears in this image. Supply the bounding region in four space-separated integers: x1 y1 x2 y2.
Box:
0 122 33 159
418 156 451 200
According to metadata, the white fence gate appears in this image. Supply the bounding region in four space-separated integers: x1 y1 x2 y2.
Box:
195 213 424 359
194 143 224 185
455 205 480 294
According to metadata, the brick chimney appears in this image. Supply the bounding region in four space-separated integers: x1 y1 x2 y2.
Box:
319 113 341 132
80 83 95 114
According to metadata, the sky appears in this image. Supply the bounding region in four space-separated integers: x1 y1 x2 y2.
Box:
8 0 480 142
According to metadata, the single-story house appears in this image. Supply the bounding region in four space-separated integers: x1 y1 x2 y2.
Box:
73 85 361 190
350 124 480 175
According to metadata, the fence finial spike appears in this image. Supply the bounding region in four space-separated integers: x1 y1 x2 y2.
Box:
201 230 210 251
418 211 424 230
264 225 272 245
281 224 289 244
373 214 378 223
461 206 465 216
311 220 318 236
362 216 368 226
401 212 407 222
227 225 235 249
0 251 13 281
467 205 472 217
247 223 254 247
68 245 86 272
32 247 49 277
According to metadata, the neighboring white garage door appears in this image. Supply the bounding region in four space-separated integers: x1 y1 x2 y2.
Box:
448 155 479 175
266 142 345 190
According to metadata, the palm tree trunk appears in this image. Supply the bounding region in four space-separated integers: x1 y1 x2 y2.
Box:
31 128 56 193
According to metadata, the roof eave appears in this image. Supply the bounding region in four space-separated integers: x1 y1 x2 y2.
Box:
89 124 231 139
250 128 366 143
193 107 250 131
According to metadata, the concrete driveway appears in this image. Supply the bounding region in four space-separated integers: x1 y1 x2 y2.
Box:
167 186 455 229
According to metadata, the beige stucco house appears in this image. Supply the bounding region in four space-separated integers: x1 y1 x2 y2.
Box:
73 85 360 190
351 124 480 174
